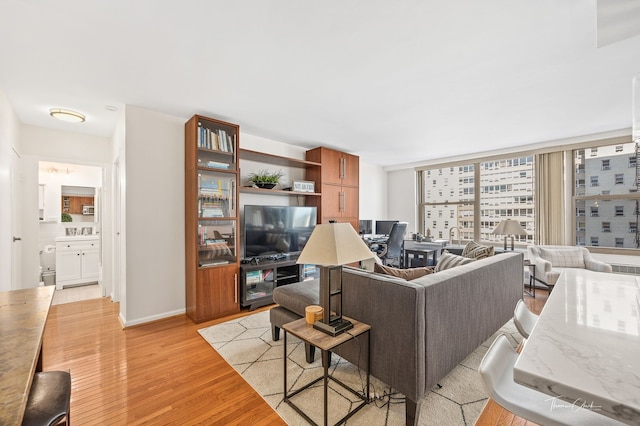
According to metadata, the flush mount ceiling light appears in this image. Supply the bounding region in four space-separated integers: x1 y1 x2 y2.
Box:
49 108 86 123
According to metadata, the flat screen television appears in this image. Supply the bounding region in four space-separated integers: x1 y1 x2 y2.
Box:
243 205 317 258
375 220 399 236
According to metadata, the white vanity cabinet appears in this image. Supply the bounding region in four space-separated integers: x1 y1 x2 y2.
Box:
55 237 100 289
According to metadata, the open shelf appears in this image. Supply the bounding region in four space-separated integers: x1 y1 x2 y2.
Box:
239 148 321 168
239 186 321 196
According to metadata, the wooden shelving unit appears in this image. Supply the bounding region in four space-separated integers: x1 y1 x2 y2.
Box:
185 114 240 323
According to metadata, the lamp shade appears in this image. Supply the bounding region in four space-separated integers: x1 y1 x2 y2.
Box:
492 219 527 236
296 222 374 266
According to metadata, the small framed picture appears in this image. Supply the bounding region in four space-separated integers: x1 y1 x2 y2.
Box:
293 180 315 193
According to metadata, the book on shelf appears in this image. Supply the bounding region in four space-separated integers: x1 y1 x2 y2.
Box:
197 122 235 153
246 270 262 285
199 259 230 267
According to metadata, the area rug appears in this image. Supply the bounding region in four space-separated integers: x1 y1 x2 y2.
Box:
198 311 522 425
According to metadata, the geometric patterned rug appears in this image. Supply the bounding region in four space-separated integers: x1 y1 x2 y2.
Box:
198 310 522 425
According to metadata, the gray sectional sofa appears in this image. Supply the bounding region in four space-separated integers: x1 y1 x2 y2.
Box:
270 252 523 425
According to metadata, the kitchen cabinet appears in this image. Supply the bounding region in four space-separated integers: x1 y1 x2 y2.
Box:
62 196 94 214
55 237 100 289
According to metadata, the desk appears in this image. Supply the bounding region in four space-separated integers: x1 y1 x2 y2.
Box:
403 248 438 268
514 269 640 424
283 316 370 425
0 286 54 425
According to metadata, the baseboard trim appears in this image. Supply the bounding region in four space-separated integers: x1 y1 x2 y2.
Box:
122 308 187 328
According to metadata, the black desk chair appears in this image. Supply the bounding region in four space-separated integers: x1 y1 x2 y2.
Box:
374 222 407 267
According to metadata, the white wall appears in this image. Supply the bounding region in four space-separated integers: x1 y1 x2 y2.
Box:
122 106 185 325
0 89 21 291
387 168 418 233
359 161 386 225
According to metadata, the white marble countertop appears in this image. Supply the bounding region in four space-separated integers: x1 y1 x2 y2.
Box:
55 235 100 242
514 268 640 424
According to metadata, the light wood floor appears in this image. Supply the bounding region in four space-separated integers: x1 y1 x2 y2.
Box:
43 289 548 425
43 299 285 425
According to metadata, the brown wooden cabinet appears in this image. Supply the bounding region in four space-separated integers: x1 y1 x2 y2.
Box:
61 196 94 214
305 147 360 231
185 114 240 323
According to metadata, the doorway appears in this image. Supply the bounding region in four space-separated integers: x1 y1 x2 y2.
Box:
38 161 105 303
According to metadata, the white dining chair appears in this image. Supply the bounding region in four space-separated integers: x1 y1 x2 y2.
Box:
479 334 623 425
513 299 538 339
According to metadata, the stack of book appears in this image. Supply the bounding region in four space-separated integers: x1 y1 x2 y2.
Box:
197 123 235 153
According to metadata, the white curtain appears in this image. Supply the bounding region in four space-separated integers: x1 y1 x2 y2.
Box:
535 152 565 245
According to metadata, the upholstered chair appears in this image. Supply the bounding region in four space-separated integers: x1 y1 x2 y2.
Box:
527 245 612 291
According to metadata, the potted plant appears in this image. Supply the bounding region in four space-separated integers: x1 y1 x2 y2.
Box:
248 169 284 189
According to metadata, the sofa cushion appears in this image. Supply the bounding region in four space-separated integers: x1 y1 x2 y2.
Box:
539 247 585 268
435 250 474 272
461 241 494 260
374 263 433 280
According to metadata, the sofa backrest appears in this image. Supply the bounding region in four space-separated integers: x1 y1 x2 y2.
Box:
336 252 523 403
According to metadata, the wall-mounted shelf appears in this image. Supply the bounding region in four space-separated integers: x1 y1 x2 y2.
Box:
239 186 321 196
239 148 321 169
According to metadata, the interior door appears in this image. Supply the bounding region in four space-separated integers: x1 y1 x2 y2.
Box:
10 148 22 290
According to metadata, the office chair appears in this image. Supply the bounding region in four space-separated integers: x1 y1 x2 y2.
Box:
375 222 407 267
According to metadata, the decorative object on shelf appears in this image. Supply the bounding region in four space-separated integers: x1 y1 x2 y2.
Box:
292 180 315 193
492 218 528 250
296 222 375 336
248 169 284 189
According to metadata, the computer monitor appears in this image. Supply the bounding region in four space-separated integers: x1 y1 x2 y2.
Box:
359 219 372 235
375 220 399 236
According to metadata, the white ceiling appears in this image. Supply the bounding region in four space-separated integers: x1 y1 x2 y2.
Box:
1 0 640 166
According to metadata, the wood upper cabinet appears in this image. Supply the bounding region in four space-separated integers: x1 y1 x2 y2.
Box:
306 147 359 187
305 147 360 232
62 196 94 214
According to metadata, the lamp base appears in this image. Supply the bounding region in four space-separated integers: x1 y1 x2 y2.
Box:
313 318 354 336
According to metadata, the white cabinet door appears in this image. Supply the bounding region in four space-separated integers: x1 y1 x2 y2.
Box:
81 248 100 280
56 250 82 284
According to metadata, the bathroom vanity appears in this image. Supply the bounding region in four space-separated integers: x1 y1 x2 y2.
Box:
55 236 100 289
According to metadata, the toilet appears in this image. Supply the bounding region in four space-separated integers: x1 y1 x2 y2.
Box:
40 245 56 287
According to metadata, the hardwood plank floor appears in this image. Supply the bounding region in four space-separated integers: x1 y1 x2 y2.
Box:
42 289 547 425
42 299 285 425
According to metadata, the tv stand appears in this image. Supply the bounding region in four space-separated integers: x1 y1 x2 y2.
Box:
239 256 318 310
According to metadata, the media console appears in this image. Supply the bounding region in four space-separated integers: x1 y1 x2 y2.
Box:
239 256 318 310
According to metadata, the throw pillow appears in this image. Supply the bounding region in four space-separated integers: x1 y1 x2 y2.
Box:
461 241 495 260
435 250 474 272
374 263 433 280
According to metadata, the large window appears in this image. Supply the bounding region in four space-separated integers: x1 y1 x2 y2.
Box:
420 164 475 242
573 142 640 248
419 155 535 247
479 156 534 245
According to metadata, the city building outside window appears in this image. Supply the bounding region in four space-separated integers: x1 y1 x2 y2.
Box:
573 142 640 248
418 155 535 247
